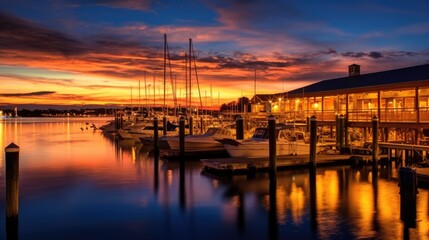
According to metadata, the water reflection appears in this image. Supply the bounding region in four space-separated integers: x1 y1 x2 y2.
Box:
1 118 429 240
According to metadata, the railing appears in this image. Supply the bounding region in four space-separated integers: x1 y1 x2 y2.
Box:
245 107 429 123
348 110 377 122
380 108 417 122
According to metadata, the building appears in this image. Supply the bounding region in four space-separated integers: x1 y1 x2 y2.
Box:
250 63 429 143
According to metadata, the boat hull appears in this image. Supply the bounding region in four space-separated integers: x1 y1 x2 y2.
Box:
224 140 323 158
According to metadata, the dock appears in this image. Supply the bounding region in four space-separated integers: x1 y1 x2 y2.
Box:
201 153 376 174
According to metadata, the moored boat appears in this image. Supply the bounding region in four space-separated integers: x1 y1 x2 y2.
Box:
221 123 328 158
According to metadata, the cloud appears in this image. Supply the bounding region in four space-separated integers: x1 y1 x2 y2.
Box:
341 51 383 59
207 0 300 29
0 91 56 97
0 12 87 56
66 0 152 10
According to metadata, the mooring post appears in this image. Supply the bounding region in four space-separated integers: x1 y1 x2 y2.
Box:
398 167 417 228
6 143 20 220
153 117 159 154
6 143 20 240
268 115 277 178
236 115 244 140
200 117 204 134
372 115 379 167
119 112 123 129
189 116 193 136
179 116 185 160
162 116 167 136
309 116 317 168
179 117 186 199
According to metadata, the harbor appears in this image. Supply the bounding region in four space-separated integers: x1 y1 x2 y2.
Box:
2 116 429 240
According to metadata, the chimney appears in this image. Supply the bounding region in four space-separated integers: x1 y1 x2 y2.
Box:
348 64 360 77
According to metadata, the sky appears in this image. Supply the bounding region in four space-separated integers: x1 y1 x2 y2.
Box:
1 0 429 109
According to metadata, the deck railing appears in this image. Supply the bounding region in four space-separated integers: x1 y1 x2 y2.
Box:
245 107 429 123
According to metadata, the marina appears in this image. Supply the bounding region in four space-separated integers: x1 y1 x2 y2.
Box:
2 117 429 240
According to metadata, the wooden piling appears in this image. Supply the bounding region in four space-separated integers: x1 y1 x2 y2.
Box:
268 115 276 178
162 116 167 136
6 143 20 220
372 116 379 166
153 117 159 154
200 117 204 134
179 116 185 200
399 167 417 227
236 115 244 140
309 116 317 168
189 116 193 135
179 116 185 160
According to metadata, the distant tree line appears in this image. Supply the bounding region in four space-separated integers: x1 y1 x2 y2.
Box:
2 108 115 117
220 97 251 112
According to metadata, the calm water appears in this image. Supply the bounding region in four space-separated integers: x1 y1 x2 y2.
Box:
1 117 429 240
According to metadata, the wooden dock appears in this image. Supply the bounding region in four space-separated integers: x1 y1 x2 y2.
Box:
201 153 375 174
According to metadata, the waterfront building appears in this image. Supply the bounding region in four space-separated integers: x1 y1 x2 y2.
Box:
250 63 429 143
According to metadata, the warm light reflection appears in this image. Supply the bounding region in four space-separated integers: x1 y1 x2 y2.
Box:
276 186 287 224
211 179 219 189
289 182 304 225
167 169 173 186
231 195 240 208
350 182 373 237
316 170 340 239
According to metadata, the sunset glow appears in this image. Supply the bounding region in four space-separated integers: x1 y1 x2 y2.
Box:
1 1 428 108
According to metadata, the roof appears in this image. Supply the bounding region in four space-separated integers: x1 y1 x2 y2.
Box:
283 63 429 96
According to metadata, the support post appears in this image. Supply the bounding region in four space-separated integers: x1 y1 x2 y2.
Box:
153 117 159 154
162 116 167 136
200 117 204 134
399 167 417 228
339 114 345 151
6 143 20 240
189 116 193 135
372 116 379 167
6 143 20 220
179 116 185 160
236 115 244 140
268 115 277 179
309 116 317 168
179 117 186 209
335 115 340 148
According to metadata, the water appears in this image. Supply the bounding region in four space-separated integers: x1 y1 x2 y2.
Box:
0 117 428 240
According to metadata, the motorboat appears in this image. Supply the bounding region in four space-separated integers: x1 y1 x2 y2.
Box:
221 123 328 158
163 127 235 155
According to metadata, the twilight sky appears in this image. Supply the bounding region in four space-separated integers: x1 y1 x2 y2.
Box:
1 0 429 108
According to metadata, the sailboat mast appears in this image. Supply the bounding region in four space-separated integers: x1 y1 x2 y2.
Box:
153 73 156 114
144 71 148 115
189 38 192 115
185 53 188 114
163 34 167 116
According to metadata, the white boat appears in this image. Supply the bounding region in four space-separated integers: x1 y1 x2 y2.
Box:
221 123 327 158
164 127 235 154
